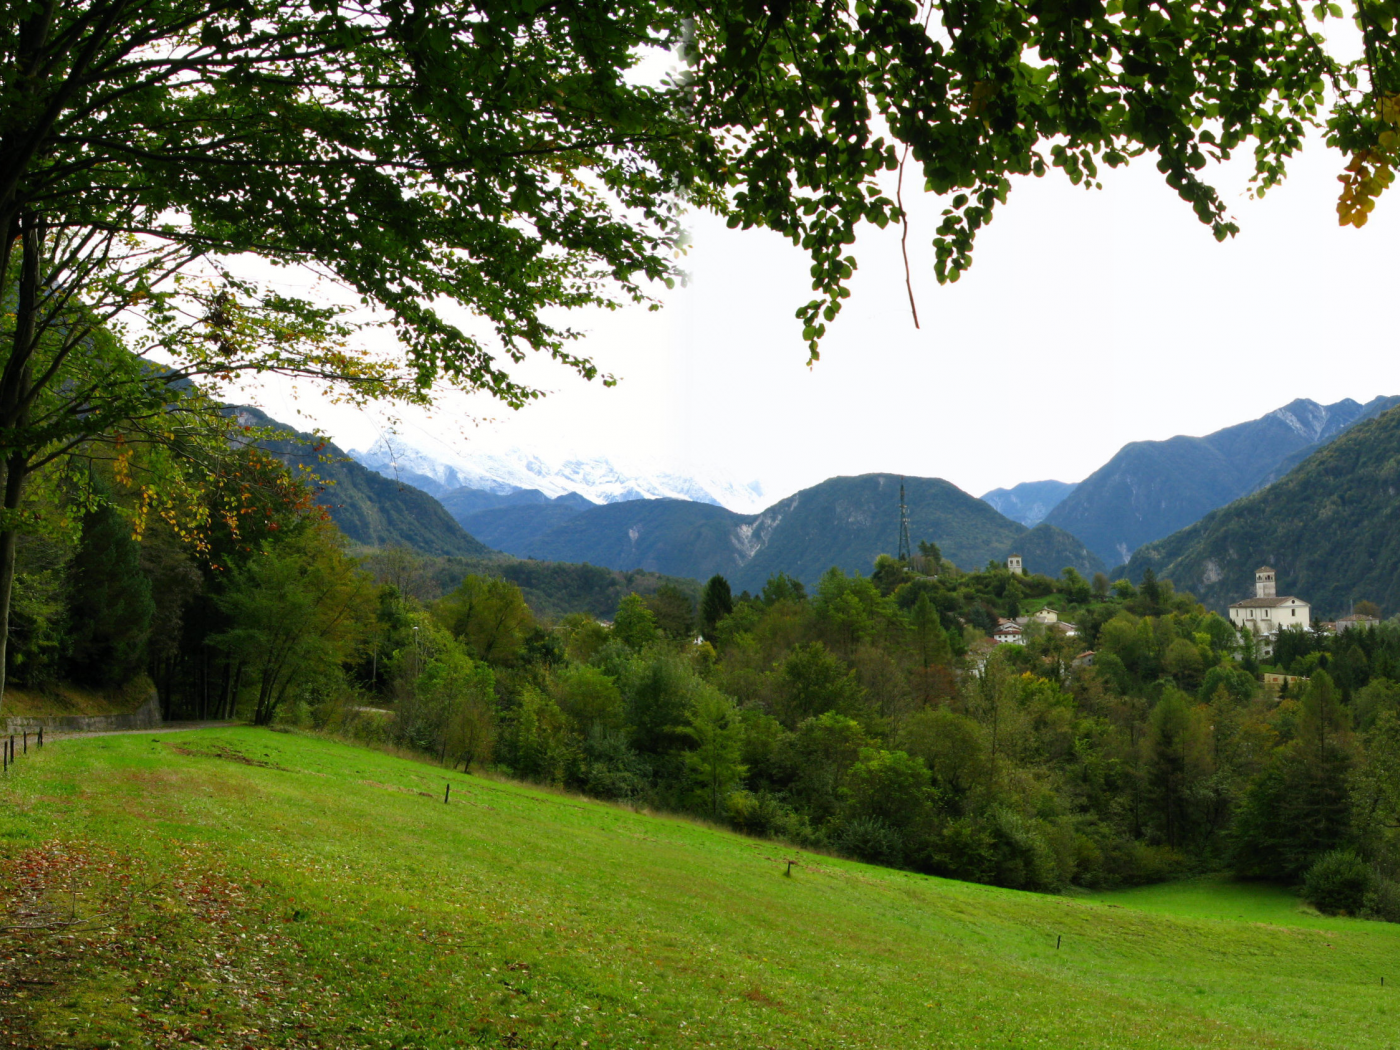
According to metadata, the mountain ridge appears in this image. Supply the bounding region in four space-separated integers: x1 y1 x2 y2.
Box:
1043 395 1400 567
494 473 1104 590
981 480 1078 527
1124 403 1400 616
231 407 493 559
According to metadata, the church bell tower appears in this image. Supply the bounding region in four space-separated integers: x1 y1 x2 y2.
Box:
1255 566 1277 599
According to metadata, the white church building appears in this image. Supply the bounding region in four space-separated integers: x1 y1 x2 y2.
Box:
1228 566 1310 655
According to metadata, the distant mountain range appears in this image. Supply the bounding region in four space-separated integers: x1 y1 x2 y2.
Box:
981 480 1078 527
232 407 491 558
350 432 768 512
1043 396 1400 569
452 473 1104 591
240 393 1400 605
1126 404 1400 617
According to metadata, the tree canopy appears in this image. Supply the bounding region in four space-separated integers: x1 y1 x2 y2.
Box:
2 0 1393 699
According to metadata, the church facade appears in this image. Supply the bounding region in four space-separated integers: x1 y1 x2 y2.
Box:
1228 567 1310 656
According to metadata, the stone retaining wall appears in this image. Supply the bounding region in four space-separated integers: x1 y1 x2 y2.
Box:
0 691 162 734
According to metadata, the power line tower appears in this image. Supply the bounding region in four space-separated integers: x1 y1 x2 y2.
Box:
898 479 911 563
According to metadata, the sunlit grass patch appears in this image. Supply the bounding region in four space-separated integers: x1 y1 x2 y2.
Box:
1 727 1398 1049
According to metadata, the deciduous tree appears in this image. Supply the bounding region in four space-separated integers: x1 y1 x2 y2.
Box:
211 527 370 724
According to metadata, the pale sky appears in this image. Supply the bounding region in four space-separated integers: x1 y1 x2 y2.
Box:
248 121 1399 508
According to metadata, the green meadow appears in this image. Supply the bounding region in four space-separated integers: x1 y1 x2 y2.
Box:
3 727 1397 1050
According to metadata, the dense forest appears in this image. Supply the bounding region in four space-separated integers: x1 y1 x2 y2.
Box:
14 444 1400 923
341 547 1400 922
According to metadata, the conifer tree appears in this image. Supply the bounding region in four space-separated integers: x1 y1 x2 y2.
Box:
699 575 734 643
67 501 154 688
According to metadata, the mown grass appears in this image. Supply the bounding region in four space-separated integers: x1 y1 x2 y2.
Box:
2 727 1398 1050
1086 874 1349 928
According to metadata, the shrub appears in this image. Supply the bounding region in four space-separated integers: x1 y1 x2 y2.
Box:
1363 876 1400 923
835 816 905 867
726 791 822 847
1303 850 1373 915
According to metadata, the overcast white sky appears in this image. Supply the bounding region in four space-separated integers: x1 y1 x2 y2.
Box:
249 120 1399 508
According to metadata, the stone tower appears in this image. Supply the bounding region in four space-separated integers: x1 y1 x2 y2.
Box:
1007 554 1023 576
1255 566 1277 599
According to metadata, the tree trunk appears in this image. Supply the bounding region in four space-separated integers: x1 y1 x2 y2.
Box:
0 213 42 714
227 661 243 720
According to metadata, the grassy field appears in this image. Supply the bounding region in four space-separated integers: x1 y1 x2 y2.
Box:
2 727 1398 1050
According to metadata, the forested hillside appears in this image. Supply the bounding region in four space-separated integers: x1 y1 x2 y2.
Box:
439 487 596 546
1127 405 1400 615
304 542 1400 921
1046 396 1399 568
497 474 1102 589
357 548 700 621
234 407 491 558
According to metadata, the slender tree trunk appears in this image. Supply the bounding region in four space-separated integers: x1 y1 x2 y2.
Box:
0 213 42 713
228 661 243 720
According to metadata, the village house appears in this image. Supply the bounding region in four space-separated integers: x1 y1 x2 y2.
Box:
967 636 1001 675
1336 612 1381 633
1228 566 1310 657
992 619 1024 645
1013 607 1079 639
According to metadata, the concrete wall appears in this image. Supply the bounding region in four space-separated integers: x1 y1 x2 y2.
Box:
0 690 162 734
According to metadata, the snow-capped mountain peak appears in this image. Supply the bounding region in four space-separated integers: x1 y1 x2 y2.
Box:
349 432 767 513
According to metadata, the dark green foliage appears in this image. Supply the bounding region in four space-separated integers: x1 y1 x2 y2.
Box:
613 595 661 651
356 547 700 622
776 643 864 726
1049 397 1399 568
1304 851 1374 915
7 535 72 687
700 575 734 643
624 654 695 757
644 584 696 641
761 574 807 606
1144 692 1203 850
1232 741 1354 881
1128 404 1400 615
67 502 155 688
